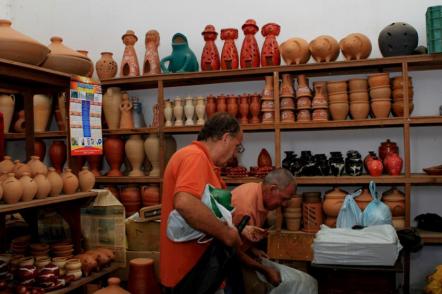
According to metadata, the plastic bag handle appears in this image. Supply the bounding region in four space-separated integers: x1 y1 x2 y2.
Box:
369 180 379 200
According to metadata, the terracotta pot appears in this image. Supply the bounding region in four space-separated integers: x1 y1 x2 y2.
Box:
312 109 328 121
280 74 295 97
73 254 97 276
0 93 15 132
240 19 260 68
328 92 349 103
128 258 161 294
392 87 414 100
324 217 337 228
309 35 340 62
257 148 272 167
87 155 103 177
280 97 295 110
280 37 310 65
296 75 312 98
355 188 372 211
312 83 328 109
366 156 383 176
201 25 220 71
370 100 391 118
326 80 347 93
281 110 295 122
392 76 413 89
297 109 311 121
220 28 239 70
392 101 414 117
227 95 238 118
0 19 50 65
104 136 124 176
77 50 93 77
79 166 95 192
62 168 79 194
19 172 37 202
216 94 227 113
350 101 370 119
384 152 403 176
28 156 48 177
86 249 110 268
2 173 22 203
348 78 368 92
0 155 15 174
94 277 130 294
323 187 347 217
260 23 281 66
329 102 349 120
249 94 261 123
302 192 323 233
126 135 145 177
33 94 52 132
49 140 67 173
368 73 390 88
120 186 141 216
144 134 160 176
339 33 372 60
47 167 63 196
142 185 160 206
369 86 391 100
206 95 216 119
378 139 399 161
297 97 311 109
96 52 118 80
382 187 405 216
34 174 51 199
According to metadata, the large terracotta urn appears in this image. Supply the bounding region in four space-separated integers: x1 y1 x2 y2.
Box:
19 172 37 202
103 87 122 130
220 28 239 70
96 52 118 80
34 173 51 199
125 135 145 177
280 37 311 65
2 173 23 204
144 134 160 176
62 168 79 194
104 136 124 177
0 19 50 65
201 25 220 71
79 167 95 192
87 155 103 177
0 94 15 132
33 94 52 132
143 30 161 75
94 277 130 294
47 167 63 196
49 140 67 173
240 19 260 68
309 35 340 62
339 33 372 61
261 23 281 66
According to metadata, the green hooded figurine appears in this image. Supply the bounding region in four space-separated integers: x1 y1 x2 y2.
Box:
160 33 199 73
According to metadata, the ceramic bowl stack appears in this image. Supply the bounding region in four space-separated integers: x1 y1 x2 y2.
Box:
10 236 31 255
261 78 275 123
30 243 49 257
295 76 313 122
368 73 391 118
311 81 329 121
51 242 74 259
283 195 302 231
327 80 349 120
348 78 370 119
391 76 414 117
280 74 296 122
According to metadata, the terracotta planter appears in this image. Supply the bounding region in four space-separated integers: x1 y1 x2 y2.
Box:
62 168 79 194
144 134 160 176
312 109 328 121
350 101 370 119
280 37 310 65
33 94 52 132
220 28 239 70
392 100 414 117
96 52 118 80
309 35 340 63
392 76 413 89
201 25 220 71
34 174 51 199
104 136 124 176
328 92 349 103
281 110 295 122
329 102 349 120
103 87 122 130
392 87 414 100
327 80 347 94
143 30 161 75
339 33 372 60
240 19 260 68
128 258 161 294
120 30 140 77
126 135 145 177
297 109 311 121
0 93 15 132
19 172 37 202
79 166 95 192
349 91 369 102
369 86 391 100
49 140 67 173
260 23 281 66
47 167 63 196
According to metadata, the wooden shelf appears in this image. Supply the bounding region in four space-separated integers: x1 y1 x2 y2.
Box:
0 192 97 214
418 229 442 244
410 174 442 185
163 123 275 134
5 131 67 140
223 176 263 184
95 176 162 184
103 127 158 136
47 263 122 294
296 175 407 185
280 117 404 130
409 116 442 126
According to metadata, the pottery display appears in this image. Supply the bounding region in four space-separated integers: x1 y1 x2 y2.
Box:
240 19 260 68
160 33 199 73
378 22 418 57
48 167 63 196
143 30 161 75
96 52 118 80
280 37 310 65
220 28 239 70
79 166 95 192
339 33 372 60
62 168 79 194
34 173 51 199
0 19 50 65
309 35 340 63
201 25 220 71
33 94 52 132
49 140 67 173
384 152 403 175
28 156 48 177
42 36 92 75
0 93 15 132
144 133 160 176
2 173 22 203
126 135 145 176
103 87 122 129
104 136 124 176
261 23 280 66
119 92 134 129
120 30 140 77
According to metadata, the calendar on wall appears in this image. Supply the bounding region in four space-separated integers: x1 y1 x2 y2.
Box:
69 76 103 156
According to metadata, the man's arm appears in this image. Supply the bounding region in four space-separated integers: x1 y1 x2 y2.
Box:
174 191 242 248
237 249 281 286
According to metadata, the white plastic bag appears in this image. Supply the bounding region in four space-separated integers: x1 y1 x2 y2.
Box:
361 181 392 226
336 189 362 228
167 184 234 243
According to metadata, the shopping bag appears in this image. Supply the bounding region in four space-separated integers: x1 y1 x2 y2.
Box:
336 189 363 228
361 181 392 226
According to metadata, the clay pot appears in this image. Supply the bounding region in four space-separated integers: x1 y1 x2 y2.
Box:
349 91 369 102
220 28 239 70
260 23 281 66
47 167 63 196
95 277 130 294
2 173 23 204
280 97 295 110
119 92 134 129
384 152 403 176
392 100 414 117
302 192 323 233
378 140 399 161
326 80 347 94
201 25 220 71
120 186 141 216
0 19 50 65
227 96 238 118
86 249 111 268
348 78 368 92
366 156 383 176
249 94 261 123
369 86 391 100
126 135 145 177
33 139 46 161
0 93 15 132
329 102 349 120
28 156 48 177
104 136 124 176
128 258 161 294
323 187 347 217
280 37 310 65
33 94 52 132
14 110 26 133
328 92 348 103
297 109 311 121
312 84 328 109
382 187 405 216
296 75 311 97
368 73 390 88
240 19 260 68
144 134 160 176
370 99 391 118
280 74 295 97
257 148 272 167
350 101 370 119
77 50 94 77
355 188 372 211
297 97 311 109
19 172 37 202
0 155 15 174
392 87 414 100
339 33 372 60
62 168 79 194
14 160 32 178
34 174 51 199
206 95 217 119
96 52 118 80
309 35 340 62
141 185 160 206
49 140 67 173
79 167 95 192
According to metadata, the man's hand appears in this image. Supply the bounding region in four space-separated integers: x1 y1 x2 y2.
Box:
250 248 269 261
241 225 268 242
264 266 282 287
222 225 242 249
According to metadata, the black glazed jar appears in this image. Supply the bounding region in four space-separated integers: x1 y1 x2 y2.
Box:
329 151 345 176
345 150 363 176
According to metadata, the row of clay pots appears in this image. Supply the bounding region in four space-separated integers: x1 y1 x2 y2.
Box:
117 185 160 216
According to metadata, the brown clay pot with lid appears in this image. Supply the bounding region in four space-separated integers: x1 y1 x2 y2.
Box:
323 187 347 217
355 188 372 211
94 277 129 294
378 139 399 160
382 187 405 216
302 192 323 233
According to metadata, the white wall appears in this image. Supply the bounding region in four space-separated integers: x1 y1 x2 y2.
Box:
7 0 442 292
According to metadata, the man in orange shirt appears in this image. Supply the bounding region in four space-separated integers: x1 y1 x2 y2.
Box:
160 112 244 292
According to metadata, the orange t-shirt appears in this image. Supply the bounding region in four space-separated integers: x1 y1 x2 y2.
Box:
231 182 268 227
159 141 225 287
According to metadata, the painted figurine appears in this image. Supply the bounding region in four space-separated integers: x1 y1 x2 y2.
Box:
201 25 220 71
240 19 260 68
143 30 161 75
120 30 140 77
261 23 281 67
160 33 199 73
220 28 239 70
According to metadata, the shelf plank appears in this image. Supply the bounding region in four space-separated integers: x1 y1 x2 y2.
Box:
47 263 122 294
223 176 263 184
95 176 162 184
163 123 276 134
410 174 442 185
409 116 442 126
5 131 67 140
103 127 158 136
296 175 407 185
418 229 442 244
280 117 404 130
0 192 97 214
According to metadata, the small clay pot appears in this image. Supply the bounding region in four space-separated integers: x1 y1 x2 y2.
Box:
350 101 370 119
369 86 391 100
62 168 79 194
371 100 391 118
323 187 347 217
326 80 347 93
368 73 390 88
281 110 295 122
329 102 349 120
78 166 95 192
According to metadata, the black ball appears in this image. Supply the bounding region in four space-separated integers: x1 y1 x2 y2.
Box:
378 22 418 57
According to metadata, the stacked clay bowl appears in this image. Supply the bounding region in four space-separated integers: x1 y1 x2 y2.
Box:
51 242 74 259
280 74 296 123
368 73 391 118
283 195 302 231
348 78 370 119
327 80 349 120
311 81 329 121
295 75 312 122
30 243 49 257
391 76 414 117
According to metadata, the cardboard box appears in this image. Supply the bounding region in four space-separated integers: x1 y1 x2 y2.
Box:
126 216 160 251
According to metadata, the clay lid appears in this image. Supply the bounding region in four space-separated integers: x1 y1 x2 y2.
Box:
242 19 259 30
47 36 88 60
202 24 218 35
121 30 138 41
129 257 154 266
0 19 48 47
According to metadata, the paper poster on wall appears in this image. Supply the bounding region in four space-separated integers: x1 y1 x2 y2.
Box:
69 76 103 156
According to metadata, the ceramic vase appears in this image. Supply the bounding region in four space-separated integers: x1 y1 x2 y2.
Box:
0 155 15 174
120 30 140 77
143 30 161 75
19 172 37 202
366 156 383 176
378 139 399 161
47 167 63 196
163 100 173 127
119 92 134 129
216 94 227 112
79 166 95 192
164 134 177 166
34 139 46 161
280 74 295 97
220 28 239 70
34 173 51 199
239 94 249 124
33 94 52 132
249 94 261 123
49 140 67 173
95 277 130 294
96 52 118 80
184 96 195 126
126 135 145 177
103 87 122 129
104 136 124 176
132 98 146 128
240 19 260 68
205 95 216 119
201 25 220 71
87 155 102 177
62 168 79 194
173 97 184 126
384 152 403 176
2 173 23 204
227 95 238 118
144 134 160 176
280 37 311 65
261 23 281 66
258 148 272 167
28 156 48 177
195 96 206 125
0 94 15 132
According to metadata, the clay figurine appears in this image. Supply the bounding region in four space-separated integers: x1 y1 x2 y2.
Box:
261 23 281 66
220 28 239 70
201 25 220 71
120 92 134 129
160 33 199 73
143 30 161 75
120 30 140 77
240 19 260 68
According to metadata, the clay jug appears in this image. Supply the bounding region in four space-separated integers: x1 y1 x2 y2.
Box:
28 156 48 177
173 97 184 126
120 186 141 216
19 172 37 202
62 168 79 194
184 96 195 126
240 19 260 68
47 167 63 196
164 134 177 166
323 187 347 217
125 135 145 177
142 185 160 206
2 173 23 204
87 155 103 177
119 92 134 129
164 100 173 127
104 136 124 177
94 277 130 294
128 258 161 294
0 94 15 132
201 25 220 71
14 110 26 133
280 37 311 65
0 156 15 174
260 23 281 66
34 174 51 199
34 139 46 161
258 149 272 167
120 30 140 77
309 35 340 62
14 160 32 178
227 96 238 118
216 94 227 113
384 152 403 176
382 187 405 216
195 96 206 125
143 30 161 75
339 33 372 61
249 94 261 123
220 28 239 70
355 188 372 211
33 94 52 132
239 94 249 124
79 166 95 192
144 134 160 176
103 87 122 129
49 140 67 173
96 52 118 80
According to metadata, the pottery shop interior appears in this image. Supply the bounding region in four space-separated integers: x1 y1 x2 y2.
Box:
1 0 442 293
